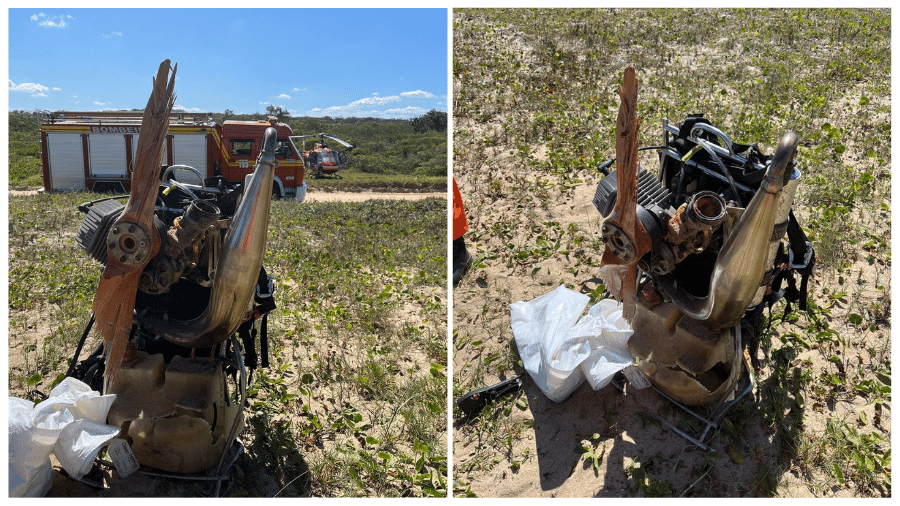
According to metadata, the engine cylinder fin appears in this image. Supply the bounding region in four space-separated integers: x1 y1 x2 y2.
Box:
76 199 125 264
594 167 672 218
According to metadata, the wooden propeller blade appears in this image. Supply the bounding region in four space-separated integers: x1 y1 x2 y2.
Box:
92 59 177 381
600 66 645 321
613 67 639 238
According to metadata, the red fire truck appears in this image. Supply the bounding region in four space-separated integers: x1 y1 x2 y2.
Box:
39 111 308 199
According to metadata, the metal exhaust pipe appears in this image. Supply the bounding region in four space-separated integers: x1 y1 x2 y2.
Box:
657 132 799 328
143 127 279 347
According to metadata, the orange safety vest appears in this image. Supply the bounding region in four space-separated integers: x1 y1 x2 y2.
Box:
452 178 469 240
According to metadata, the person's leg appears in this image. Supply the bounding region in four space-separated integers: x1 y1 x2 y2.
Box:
452 178 473 285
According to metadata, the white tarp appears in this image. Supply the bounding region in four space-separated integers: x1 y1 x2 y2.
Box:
9 377 120 497
511 285 636 403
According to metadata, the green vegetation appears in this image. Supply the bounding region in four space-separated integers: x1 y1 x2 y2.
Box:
229 110 448 180
411 109 448 134
302 170 445 192
453 8 890 498
8 193 447 497
286 114 447 181
9 110 43 188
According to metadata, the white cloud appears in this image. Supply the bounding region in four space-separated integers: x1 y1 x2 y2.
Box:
383 106 428 117
400 90 434 99
304 92 443 119
307 104 430 119
278 94 291 99
31 13 72 28
292 87 307 92
93 101 107 106
173 105 201 113
349 95 401 107
52 87 62 91
9 80 49 97
102 31 123 39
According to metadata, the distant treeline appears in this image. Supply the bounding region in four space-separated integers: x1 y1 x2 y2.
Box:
8 109 448 187
9 110 42 187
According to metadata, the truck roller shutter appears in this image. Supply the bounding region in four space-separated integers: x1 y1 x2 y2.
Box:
47 133 85 190
88 134 128 177
172 134 208 183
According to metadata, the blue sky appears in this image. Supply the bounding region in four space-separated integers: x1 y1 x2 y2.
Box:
8 8 448 119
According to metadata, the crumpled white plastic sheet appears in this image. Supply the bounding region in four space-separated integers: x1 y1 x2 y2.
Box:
511 285 635 403
9 377 120 497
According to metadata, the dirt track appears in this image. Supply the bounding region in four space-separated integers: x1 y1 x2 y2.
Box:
9 190 447 202
305 191 445 202
9 189 40 196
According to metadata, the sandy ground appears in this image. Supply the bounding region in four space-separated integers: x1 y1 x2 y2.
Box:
9 189 40 196
452 157 891 498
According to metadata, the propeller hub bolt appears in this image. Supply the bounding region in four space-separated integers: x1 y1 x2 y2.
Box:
600 221 636 262
108 221 152 265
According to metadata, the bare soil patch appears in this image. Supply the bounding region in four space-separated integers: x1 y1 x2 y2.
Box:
306 191 445 203
9 189 40 196
9 189 447 201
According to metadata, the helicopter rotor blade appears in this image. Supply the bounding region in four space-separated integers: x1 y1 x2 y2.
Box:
289 135 314 151
321 134 353 149
92 59 176 381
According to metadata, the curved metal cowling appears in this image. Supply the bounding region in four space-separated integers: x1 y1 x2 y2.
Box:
143 127 278 348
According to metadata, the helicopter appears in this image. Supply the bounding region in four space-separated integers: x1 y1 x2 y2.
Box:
290 133 354 178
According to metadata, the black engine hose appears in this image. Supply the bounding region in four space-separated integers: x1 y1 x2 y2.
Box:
694 137 743 207
65 314 96 378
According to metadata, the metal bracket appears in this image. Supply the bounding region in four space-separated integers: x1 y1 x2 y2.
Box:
788 241 814 271
614 353 755 451
256 274 275 299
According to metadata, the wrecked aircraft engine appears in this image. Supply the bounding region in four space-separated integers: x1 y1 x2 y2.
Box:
594 113 814 406
67 60 276 477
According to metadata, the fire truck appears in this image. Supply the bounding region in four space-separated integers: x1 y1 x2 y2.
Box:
39 111 308 199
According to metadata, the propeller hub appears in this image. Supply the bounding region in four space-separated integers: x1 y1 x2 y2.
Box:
108 221 153 265
600 222 636 262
